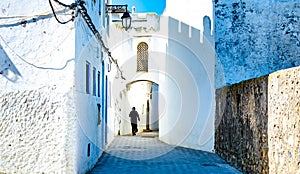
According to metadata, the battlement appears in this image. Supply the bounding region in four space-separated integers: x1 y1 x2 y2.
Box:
167 16 213 45
111 13 214 45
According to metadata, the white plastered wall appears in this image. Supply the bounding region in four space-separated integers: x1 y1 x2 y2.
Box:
0 0 77 172
108 13 215 151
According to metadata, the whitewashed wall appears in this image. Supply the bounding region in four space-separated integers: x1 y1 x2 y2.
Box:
0 0 107 173
0 86 77 173
0 0 77 173
0 0 75 90
108 13 215 151
74 34 103 173
163 17 215 151
74 0 106 172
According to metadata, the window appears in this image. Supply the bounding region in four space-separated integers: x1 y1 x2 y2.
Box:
91 0 95 10
97 71 101 97
137 42 149 72
86 61 90 94
93 67 96 96
87 143 91 157
99 0 102 16
97 104 101 125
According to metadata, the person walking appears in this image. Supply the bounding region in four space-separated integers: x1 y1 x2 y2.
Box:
129 107 140 136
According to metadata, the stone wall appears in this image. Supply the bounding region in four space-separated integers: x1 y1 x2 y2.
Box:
268 67 300 174
215 76 269 173
215 0 300 88
0 86 76 173
215 66 300 173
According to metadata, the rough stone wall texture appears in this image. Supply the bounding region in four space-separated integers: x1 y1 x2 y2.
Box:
215 76 269 173
268 67 300 174
215 0 300 88
0 86 76 173
216 66 300 173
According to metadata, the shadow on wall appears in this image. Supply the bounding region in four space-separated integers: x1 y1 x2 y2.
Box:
0 44 21 82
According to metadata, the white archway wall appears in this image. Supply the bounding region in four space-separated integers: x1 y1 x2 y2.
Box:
108 16 215 152
165 17 215 151
118 81 159 135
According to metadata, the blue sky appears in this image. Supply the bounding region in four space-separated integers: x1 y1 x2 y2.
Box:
112 0 166 15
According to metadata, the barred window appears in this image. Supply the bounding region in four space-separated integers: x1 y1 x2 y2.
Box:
137 42 148 72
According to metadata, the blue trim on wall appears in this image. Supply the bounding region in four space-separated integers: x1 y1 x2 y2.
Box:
101 61 105 147
105 75 108 144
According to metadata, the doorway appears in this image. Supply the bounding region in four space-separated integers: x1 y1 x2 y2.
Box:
125 81 159 134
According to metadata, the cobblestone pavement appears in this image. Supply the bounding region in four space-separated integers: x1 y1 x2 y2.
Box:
89 135 241 174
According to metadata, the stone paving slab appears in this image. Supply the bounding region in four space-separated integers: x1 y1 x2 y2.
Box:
89 136 242 174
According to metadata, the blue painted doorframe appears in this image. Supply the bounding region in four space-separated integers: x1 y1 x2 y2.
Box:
101 61 106 147
105 75 108 144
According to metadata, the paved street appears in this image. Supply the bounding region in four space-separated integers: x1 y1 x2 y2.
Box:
89 133 241 174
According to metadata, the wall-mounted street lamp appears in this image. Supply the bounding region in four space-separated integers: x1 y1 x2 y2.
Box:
106 4 131 30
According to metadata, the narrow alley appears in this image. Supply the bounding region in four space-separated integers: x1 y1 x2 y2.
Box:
89 133 241 174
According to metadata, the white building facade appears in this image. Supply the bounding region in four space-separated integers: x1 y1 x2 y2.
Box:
107 10 215 151
0 0 111 173
0 0 215 173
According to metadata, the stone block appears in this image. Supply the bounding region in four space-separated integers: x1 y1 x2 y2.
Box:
215 66 300 173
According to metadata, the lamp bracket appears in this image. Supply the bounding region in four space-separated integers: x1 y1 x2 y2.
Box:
106 4 128 13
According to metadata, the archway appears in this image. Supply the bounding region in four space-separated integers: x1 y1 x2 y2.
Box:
125 80 159 134
106 16 215 151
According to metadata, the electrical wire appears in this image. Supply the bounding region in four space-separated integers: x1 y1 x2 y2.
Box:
48 0 126 80
0 1 77 70
0 34 75 70
77 2 126 80
32 28 74 59
0 11 53 26
0 9 75 27
52 0 77 9
48 0 75 24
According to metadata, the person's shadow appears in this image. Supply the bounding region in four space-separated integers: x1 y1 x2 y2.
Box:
0 44 21 82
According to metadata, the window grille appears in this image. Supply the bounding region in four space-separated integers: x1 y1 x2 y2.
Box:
137 42 148 72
